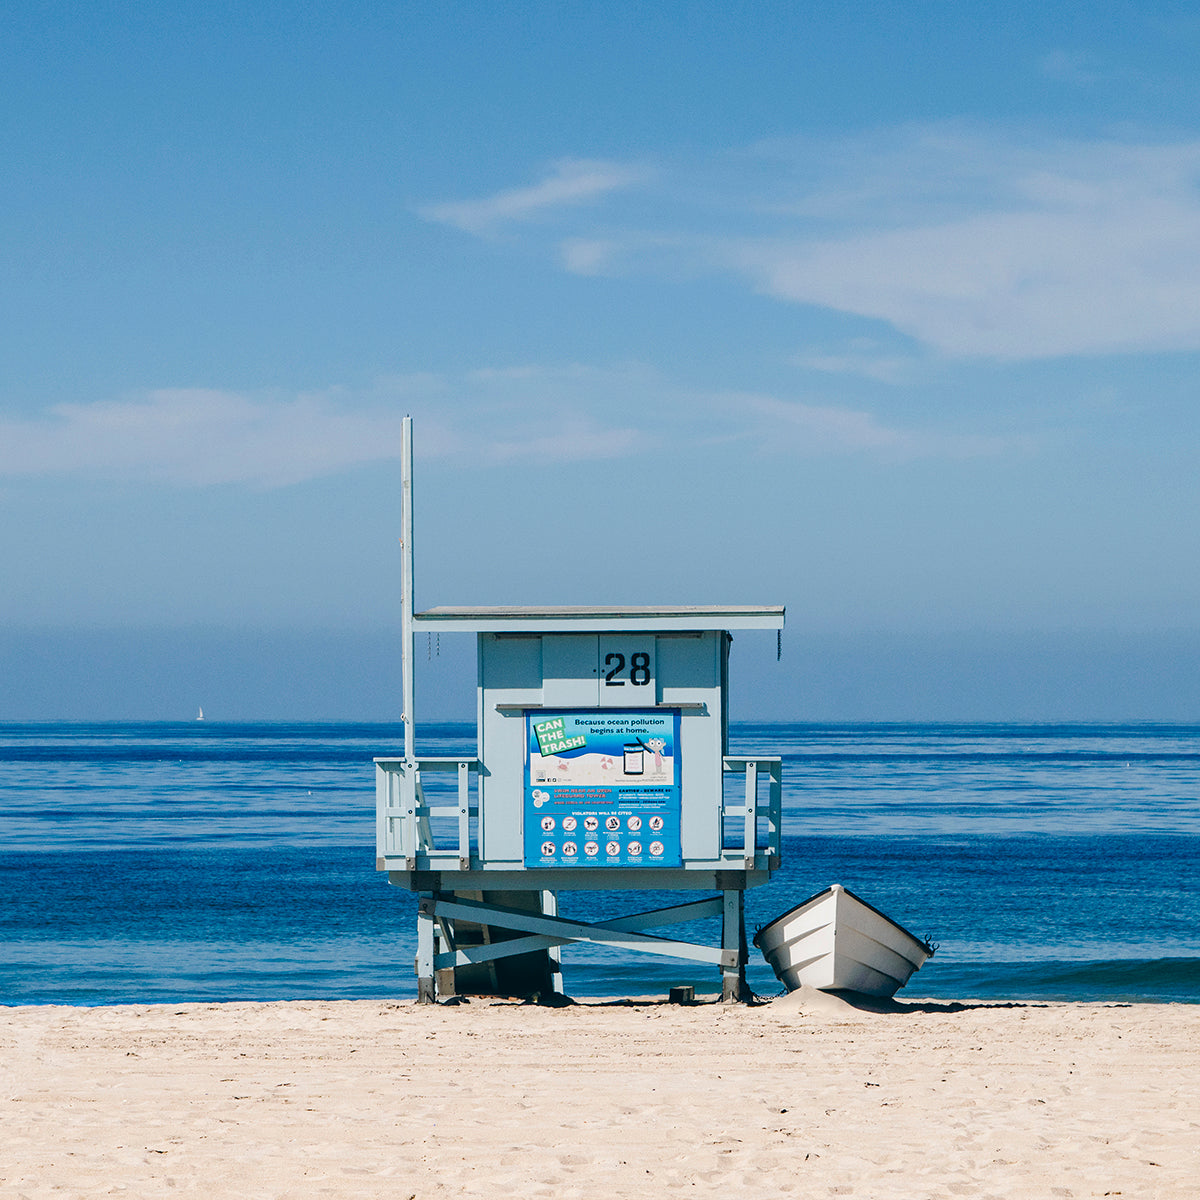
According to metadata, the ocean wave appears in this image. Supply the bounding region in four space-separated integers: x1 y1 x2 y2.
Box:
922 957 1200 1003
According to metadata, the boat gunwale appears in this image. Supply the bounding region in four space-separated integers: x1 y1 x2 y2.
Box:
752 883 935 959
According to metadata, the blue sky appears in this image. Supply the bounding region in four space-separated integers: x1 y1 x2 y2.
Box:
4 2 1200 720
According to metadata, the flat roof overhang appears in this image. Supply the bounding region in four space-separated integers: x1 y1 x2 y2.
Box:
412 604 785 634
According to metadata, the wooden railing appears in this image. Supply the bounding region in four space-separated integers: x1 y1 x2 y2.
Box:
723 756 783 869
375 757 480 871
376 755 783 871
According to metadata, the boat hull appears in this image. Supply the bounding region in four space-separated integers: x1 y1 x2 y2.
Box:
754 884 933 998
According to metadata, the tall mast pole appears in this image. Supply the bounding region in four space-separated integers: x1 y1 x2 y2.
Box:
401 415 415 763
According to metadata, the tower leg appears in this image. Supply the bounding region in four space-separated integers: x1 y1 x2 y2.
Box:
542 890 565 995
721 888 747 1003
416 893 436 1003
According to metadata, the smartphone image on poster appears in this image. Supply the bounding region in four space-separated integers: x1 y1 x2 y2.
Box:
623 743 644 774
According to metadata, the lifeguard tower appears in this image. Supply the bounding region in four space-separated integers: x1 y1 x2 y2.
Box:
376 419 784 1002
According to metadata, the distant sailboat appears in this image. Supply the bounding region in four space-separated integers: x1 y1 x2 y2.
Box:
196 706 205 721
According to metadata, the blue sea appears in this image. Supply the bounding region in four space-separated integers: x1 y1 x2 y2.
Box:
2 722 1198 1006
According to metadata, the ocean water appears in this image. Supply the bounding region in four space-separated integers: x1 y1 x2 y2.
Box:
2 722 1198 1006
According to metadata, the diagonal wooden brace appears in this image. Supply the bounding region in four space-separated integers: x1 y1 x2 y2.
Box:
430 894 735 970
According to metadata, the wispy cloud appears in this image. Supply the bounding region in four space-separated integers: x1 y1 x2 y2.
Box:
0 362 1024 488
721 135 1200 359
1038 50 1106 85
730 392 1028 459
420 159 645 234
560 238 621 275
428 127 1200 362
791 339 918 384
489 417 640 463
0 390 417 488
0 376 647 488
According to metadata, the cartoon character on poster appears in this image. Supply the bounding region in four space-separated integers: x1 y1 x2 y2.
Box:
646 737 666 772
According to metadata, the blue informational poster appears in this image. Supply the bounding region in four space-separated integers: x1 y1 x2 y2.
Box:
524 709 682 868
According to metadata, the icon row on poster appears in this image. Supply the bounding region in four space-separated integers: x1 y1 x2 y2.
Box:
540 840 666 859
539 814 665 834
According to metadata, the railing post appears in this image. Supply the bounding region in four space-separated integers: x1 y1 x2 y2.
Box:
404 766 418 870
375 764 389 864
769 760 782 864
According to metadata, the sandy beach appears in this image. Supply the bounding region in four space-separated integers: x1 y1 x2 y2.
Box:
2 994 1197 1199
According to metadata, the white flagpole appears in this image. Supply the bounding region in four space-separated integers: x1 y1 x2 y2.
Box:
401 415 415 763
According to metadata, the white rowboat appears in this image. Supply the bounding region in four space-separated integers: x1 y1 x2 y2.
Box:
754 884 935 998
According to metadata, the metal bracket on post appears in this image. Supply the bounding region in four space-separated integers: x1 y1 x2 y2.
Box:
457 759 470 870
743 759 758 870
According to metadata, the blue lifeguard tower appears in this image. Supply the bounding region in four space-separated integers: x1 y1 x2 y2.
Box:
376 419 784 1002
